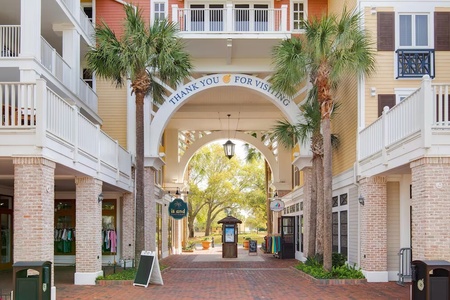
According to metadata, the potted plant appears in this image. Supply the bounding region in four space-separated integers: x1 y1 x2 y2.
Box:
243 236 251 249
201 237 211 250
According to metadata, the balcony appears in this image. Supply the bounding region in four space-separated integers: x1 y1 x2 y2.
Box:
0 81 132 191
396 49 435 79
172 5 287 35
60 0 95 45
359 76 450 177
1 27 98 113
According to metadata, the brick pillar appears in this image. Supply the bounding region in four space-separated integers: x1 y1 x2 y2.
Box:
13 157 55 282
74 177 102 285
144 167 156 251
360 176 387 279
301 167 313 258
121 192 135 261
411 157 450 261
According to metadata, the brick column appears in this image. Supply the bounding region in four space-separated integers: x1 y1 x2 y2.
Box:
144 167 156 251
74 177 102 285
301 167 314 258
360 176 387 280
121 192 135 261
411 157 450 261
13 157 55 282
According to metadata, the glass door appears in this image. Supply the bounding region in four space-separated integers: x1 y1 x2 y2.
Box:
0 195 13 270
281 216 295 259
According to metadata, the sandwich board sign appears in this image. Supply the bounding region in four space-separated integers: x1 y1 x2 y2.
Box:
133 251 164 287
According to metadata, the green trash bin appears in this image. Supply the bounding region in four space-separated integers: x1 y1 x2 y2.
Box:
13 261 51 300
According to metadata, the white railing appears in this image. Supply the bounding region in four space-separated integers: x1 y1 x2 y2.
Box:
172 5 287 33
77 78 98 112
359 76 450 161
41 37 73 89
79 7 95 41
61 0 95 44
0 82 36 127
0 81 132 181
0 25 20 57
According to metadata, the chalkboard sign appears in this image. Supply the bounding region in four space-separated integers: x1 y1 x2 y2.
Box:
249 240 257 254
133 251 155 288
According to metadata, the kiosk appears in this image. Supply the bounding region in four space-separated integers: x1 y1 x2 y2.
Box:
218 215 242 258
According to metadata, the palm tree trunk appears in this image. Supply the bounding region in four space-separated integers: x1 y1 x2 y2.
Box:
322 117 333 271
134 91 145 267
316 155 324 256
306 157 318 257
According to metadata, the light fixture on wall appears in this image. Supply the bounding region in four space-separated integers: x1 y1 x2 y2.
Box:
370 7 377 15
98 193 104 203
223 114 235 159
358 195 365 206
371 87 376 97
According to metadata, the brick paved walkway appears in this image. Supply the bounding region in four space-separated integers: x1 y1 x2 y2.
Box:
0 245 411 299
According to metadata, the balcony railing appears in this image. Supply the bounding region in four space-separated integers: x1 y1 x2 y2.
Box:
0 81 132 187
172 5 287 33
41 37 73 89
60 0 95 44
396 49 435 79
77 77 98 112
359 76 449 162
0 25 20 57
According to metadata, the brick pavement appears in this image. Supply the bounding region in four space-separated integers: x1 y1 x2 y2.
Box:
0 246 411 299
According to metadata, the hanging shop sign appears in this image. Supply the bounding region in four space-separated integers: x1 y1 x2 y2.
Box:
168 198 188 220
270 199 285 212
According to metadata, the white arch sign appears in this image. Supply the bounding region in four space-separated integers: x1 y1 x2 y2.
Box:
149 73 303 156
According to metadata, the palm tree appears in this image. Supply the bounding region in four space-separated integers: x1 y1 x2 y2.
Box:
86 5 192 265
270 8 374 271
271 90 339 259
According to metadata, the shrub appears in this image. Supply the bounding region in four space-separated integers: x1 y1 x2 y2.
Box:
332 253 347 267
296 255 365 280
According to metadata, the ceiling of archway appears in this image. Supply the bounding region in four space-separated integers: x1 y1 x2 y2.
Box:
166 85 286 132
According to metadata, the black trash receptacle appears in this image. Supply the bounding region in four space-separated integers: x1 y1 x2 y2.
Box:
13 261 51 300
411 260 450 300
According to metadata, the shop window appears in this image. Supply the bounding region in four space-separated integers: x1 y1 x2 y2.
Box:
102 199 117 254
54 200 76 255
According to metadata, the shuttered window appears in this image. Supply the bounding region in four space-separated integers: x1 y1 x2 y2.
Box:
435 12 450 51
378 94 396 117
377 12 395 51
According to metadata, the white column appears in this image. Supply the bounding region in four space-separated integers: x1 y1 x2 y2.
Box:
20 0 41 58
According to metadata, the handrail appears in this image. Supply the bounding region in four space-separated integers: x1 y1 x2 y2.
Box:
397 247 412 286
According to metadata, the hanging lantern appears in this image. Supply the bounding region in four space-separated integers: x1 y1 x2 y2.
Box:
223 139 235 159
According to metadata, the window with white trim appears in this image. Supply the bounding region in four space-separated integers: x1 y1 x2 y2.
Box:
394 88 416 104
154 2 166 22
292 1 305 31
399 14 429 47
332 193 348 256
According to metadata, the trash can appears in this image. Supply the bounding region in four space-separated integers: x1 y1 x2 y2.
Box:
13 261 51 300
411 260 450 300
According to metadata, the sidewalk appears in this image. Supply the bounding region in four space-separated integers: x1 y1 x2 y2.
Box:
0 245 410 299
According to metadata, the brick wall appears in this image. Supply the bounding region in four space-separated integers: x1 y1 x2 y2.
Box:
75 177 102 273
13 157 55 283
360 176 387 271
411 157 450 261
121 192 135 260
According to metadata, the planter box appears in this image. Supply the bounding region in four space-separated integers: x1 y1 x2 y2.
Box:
291 267 367 285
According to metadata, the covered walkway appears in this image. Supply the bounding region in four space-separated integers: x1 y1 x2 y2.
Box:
1 245 410 299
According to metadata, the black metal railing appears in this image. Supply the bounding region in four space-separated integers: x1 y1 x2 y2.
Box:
396 49 435 79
